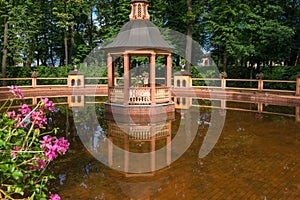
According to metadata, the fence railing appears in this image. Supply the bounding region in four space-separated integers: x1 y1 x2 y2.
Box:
0 77 298 94
0 77 68 88
191 78 297 93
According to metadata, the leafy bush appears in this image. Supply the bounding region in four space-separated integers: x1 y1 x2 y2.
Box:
0 86 69 200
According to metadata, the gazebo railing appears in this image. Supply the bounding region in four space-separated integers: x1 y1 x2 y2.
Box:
155 87 170 103
109 86 170 105
129 87 151 104
108 123 171 141
109 87 125 103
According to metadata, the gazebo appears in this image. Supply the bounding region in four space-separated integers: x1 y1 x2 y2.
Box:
104 0 174 119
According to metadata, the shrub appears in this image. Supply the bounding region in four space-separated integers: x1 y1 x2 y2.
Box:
0 86 69 200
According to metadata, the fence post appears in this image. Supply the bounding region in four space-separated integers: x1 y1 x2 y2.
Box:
258 102 263 113
173 69 192 110
221 78 226 89
296 75 300 96
258 79 263 90
32 78 37 88
68 65 84 88
31 71 37 88
32 97 37 105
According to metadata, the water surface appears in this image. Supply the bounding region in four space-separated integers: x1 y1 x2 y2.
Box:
49 101 300 199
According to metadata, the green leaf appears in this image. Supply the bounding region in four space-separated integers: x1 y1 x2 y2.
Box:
14 186 24 195
29 192 36 200
12 170 23 180
0 139 5 147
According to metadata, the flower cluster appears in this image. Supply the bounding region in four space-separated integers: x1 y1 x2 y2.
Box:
30 157 47 170
6 98 54 128
40 135 70 161
7 110 26 127
8 85 24 99
49 193 61 200
41 98 55 112
31 110 48 128
1 86 66 200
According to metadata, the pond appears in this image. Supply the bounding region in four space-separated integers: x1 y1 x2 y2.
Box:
46 98 300 200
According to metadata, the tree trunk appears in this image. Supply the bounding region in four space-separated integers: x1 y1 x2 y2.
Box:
69 23 75 64
289 23 300 66
185 0 193 72
2 13 8 82
50 44 55 66
64 0 68 66
89 5 93 47
64 29 68 66
223 48 228 72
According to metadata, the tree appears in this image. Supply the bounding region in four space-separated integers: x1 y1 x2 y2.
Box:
280 0 300 66
0 0 10 79
95 0 130 41
53 0 86 65
163 0 206 69
205 0 294 73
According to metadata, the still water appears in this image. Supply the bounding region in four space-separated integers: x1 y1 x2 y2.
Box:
47 99 300 200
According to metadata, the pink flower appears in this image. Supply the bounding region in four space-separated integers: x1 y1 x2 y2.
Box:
49 193 61 200
31 110 47 128
7 111 25 128
7 111 16 119
41 98 55 112
11 146 25 158
57 137 70 154
18 103 31 116
15 114 26 127
30 158 47 170
40 135 53 148
40 136 69 161
44 145 59 161
7 85 24 99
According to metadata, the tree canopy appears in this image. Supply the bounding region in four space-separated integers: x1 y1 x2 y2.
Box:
1 0 300 77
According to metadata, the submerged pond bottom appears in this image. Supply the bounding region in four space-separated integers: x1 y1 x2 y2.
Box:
47 100 300 200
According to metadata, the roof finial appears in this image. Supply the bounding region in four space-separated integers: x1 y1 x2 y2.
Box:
129 0 150 21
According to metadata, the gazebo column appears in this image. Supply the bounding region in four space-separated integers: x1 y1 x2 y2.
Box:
150 127 156 172
165 54 172 87
124 134 129 173
124 53 130 105
108 137 113 166
107 54 114 103
166 54 172 102
150 53 156 105
166 122 171 165
108 54 114 87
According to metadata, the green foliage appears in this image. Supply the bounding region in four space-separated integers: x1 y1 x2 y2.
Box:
95 0 130 40
205 0 294 68
262 65 300 90
0 88 69 199
1 0 300 80
6 65 74 78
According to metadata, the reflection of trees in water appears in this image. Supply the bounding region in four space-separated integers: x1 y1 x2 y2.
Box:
46 104 108 142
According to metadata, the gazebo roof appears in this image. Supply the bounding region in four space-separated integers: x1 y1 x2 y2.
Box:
104 20 173 52
104 0 173 52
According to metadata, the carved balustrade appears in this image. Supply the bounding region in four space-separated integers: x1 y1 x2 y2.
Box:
109 86 170 105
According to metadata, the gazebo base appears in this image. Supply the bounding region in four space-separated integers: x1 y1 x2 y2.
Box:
104 102 175 123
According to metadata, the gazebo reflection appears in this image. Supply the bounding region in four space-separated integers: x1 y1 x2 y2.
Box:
106 118 172 177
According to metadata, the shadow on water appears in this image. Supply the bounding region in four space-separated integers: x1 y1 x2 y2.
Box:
40 96 300 200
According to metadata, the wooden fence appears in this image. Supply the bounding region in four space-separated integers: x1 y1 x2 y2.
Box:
0 77 299 95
